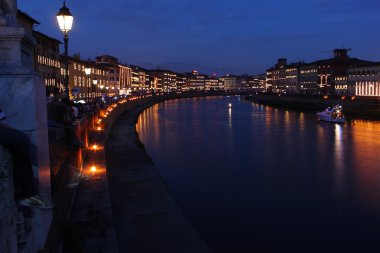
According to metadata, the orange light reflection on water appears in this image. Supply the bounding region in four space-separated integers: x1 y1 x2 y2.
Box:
349 119 380 206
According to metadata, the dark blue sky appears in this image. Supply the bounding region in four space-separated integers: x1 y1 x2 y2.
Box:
19 0 380 75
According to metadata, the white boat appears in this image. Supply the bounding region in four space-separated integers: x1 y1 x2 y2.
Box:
316 105 345 123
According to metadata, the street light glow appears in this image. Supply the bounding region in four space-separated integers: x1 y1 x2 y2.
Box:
56 1 73 35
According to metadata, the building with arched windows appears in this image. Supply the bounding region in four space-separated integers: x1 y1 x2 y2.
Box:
347 63 380 97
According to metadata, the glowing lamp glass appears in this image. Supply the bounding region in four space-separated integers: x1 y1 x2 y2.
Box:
56 3 73 34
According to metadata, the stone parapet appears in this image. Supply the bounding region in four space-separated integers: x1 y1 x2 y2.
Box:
0 145 17 253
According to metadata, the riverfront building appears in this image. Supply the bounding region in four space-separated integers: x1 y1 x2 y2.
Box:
205 75 220 91
348 63 380 97
95 55 132 96
299 49 371 95
130 65 150 93
249 74 266 91
176 73 187 91
266 59 302 94
186 70 206 90
149 69 177 92
220 75 242 91
67 55 109 101
33 31 63 96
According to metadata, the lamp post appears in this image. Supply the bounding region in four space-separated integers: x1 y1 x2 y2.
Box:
56 1 73 99
84 66 91 102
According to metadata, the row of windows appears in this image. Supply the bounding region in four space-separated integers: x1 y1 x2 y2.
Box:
72 63 107 76
348 70 379 76
37 55 60 68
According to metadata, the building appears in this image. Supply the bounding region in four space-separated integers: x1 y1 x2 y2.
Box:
186 70 205 90
299 49 371 95
130 65 150 93
205 75 219 91
220 75 242 91
33 31 63 96
266 59 302 93
249 74 266 92
176 73 187 91
67 55 109 101
348 63 380 97
149 69 177 92
95 55 132 96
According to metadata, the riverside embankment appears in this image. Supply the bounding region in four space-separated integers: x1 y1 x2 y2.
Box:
245 94 380 120
104 93 233 252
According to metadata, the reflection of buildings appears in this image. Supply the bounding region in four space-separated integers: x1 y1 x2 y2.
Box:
348 63 380 97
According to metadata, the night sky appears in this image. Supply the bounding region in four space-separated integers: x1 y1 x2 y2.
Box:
19 0 380 75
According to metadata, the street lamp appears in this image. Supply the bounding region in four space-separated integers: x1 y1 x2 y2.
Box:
57 1 73 99
85 66 91 102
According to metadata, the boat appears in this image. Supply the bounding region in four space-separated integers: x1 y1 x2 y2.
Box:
316 105 345 123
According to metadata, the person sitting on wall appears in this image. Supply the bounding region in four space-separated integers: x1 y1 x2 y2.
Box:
0 111 54 209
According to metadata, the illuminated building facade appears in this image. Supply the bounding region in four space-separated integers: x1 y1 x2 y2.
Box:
33 31 63 96
186 71 205 90
348 63 380 97
205 76 220 91
176 74 187 91
130 65 150 92
299 49 370 95
266 59 301 93
149 69 177 92
95 55 132 96
249 74 266 91
67 55 109 101
220 75 242 91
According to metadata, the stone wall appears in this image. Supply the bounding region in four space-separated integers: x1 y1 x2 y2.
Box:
0 145 17 253
42 114 94 252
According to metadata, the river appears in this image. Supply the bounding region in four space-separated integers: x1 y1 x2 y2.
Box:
136 96 380 253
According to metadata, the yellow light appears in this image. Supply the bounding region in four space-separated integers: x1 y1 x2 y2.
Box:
90 166 97 173
92 144 98 150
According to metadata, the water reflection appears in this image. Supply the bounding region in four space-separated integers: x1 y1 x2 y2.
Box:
333 124 345 197
137 97 380 252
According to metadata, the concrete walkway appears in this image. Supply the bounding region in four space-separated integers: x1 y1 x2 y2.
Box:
105 101 211 253
63 121 119 253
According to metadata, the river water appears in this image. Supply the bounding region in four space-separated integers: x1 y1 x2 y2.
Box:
136 96 380 253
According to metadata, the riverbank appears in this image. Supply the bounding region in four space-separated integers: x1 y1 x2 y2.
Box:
105 94 216 252
245 94 380 120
